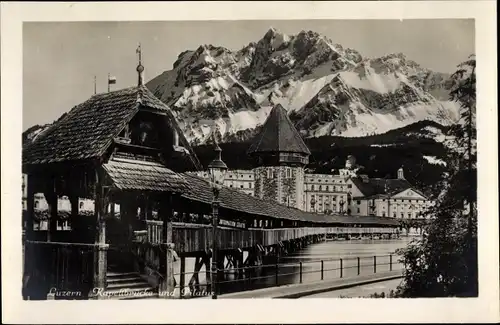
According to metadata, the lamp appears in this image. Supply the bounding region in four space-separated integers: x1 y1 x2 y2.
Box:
207 135 227 299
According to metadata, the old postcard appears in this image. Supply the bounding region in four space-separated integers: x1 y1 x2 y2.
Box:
1 1 498 324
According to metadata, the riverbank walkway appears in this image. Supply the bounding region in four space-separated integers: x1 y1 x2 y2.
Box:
216 270 404 298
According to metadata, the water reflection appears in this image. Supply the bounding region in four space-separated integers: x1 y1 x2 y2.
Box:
173 237 415 297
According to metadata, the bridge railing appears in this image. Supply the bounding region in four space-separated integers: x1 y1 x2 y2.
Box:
172 253 404 298
143 221 399 253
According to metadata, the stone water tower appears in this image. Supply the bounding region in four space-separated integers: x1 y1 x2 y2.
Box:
247 104 311 210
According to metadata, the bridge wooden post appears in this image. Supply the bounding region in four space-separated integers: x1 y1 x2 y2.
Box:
179 256 186 298
92 169 107 294
24 175 35 241
159 194 175 298
22 175 36 300
43 177 58 243
204 253 211 293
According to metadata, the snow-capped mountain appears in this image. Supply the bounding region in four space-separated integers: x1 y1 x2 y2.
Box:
146 28 462 145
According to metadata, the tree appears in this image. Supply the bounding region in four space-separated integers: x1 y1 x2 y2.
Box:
395 56 477 297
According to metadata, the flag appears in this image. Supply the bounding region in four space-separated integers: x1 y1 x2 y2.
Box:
108 75 117 85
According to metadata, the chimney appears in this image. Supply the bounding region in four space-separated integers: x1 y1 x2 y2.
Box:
398 167 405 180
360 174 369 183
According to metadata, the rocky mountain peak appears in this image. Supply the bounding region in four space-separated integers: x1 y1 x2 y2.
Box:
145 27 464 144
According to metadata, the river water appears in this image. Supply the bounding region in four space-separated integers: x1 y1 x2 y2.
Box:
173 236 417 297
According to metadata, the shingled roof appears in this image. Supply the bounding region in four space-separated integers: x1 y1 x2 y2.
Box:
181 173 399 226
350 177 415 199
247 104 311 156
103 157 187 193
22 86 202 170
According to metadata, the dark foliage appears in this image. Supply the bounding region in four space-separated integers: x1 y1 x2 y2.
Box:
396 55 477 297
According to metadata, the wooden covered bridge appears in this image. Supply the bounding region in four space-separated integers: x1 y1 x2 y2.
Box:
22 58 400 300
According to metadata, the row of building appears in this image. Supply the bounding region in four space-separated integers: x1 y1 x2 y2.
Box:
195 104 433 220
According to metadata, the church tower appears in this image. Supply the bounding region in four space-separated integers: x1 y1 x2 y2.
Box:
247 104 311 210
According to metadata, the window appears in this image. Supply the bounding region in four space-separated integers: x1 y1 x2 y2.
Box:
79 202 84 209
347 184 352 188
382 212 386 217
35 200 39 208
401 213 404 218
357 200 361 205
357 208 360 213
408 213 412 219
393 213 396 218
240 185 244 188
319 185 322 191
230 184 233 188
312 185 315 191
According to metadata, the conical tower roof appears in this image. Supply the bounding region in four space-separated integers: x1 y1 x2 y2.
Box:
247 104 311 156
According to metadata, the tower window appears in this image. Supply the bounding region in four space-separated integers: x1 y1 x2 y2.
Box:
79 202 84 209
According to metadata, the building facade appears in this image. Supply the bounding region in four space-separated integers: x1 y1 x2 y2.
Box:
195 169 255 196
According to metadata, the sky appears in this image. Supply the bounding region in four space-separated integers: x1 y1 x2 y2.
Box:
23 19 475 131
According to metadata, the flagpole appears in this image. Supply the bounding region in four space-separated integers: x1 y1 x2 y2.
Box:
94 75 97 95
107 73 110 93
